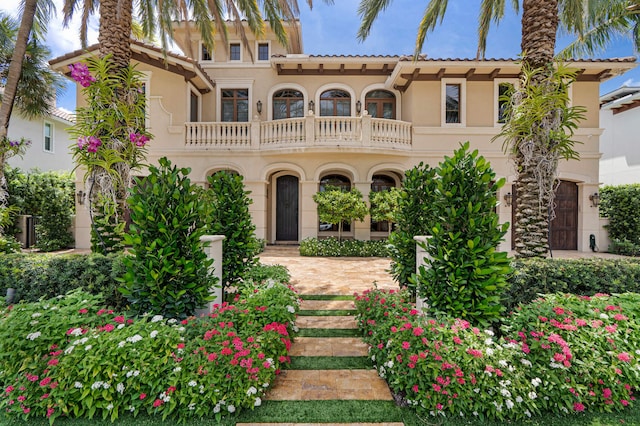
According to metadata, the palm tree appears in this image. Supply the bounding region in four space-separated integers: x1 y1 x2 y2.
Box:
0 5 62 219
357 0 627 258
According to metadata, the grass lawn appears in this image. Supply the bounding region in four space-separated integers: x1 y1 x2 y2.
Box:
2 400 639 425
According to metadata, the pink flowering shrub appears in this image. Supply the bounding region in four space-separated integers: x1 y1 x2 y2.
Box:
0 281 298 423
355 288 640 421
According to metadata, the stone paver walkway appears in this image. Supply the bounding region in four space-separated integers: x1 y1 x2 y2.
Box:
250 246 400 425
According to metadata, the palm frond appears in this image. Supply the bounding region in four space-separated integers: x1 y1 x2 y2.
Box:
415 0 449 58
356 0 394 42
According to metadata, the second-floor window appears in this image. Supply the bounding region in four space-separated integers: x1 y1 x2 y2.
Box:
221 89 249 122
43 122 53 152
320 89 351 116
445 83 461 123
273 89 304 120
230 43 241 61
201 44 212 61
365 90 395 119
497 82 513 123
258 43 269 61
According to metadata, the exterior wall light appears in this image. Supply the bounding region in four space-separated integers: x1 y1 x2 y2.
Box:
356 100 362 114
504 191 512 207
589 192 600 208
76 190 86 205
256 100 262 114
308 100 315 113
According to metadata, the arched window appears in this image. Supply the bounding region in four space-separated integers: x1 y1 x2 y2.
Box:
273 89 304 120
318 174 351 232
320 90 351 116
370 174 397 232
365 90 396 119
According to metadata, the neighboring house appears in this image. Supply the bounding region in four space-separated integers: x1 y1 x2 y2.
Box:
50 21 636 252
6 103 75 172
599 86 640 185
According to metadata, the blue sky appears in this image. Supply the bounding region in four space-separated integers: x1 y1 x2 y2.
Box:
3 0 639 111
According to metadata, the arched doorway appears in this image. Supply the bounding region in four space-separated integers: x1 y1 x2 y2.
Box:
276 175 299 241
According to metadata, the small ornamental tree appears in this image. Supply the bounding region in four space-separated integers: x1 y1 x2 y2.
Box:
313 186 368 242
120 157 215 319
415 142 512 326
202 171 260 293
387 163 437 289
369 187 400 236
67 57 151 254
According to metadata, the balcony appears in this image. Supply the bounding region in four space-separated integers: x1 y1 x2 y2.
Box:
184 114 412 151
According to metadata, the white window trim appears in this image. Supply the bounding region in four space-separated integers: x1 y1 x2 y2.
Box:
441 78 466 127
255 40 271 62
200 42 213 62
216 79 255 122
229 41 242 62
43 121 54 153
494 78 519 126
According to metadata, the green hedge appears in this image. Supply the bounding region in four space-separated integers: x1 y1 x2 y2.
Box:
299 237 390 257
0 254 289 311
504 257 640 312
600 185 640 256
0 253 128 309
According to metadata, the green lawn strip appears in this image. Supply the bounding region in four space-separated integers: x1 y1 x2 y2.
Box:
299 294 355 301
2 400 640 425
297 309 355 316
288 355 371 370
296 328 360 337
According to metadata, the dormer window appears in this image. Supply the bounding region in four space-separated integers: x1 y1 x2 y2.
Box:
230 43 241 61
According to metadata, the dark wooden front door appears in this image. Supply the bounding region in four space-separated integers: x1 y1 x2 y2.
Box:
511 181 578 250
276 175 299 241
550 181 578 250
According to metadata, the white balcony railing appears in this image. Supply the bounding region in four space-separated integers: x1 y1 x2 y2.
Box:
185 114 412 150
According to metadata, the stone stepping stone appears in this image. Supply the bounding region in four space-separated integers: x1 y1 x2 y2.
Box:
295 316 357 329
264 369 393 401
290 337 369 357
300 299 355 311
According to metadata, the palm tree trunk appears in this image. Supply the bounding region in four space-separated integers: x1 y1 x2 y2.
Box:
512 0 560 258
0 0 37 214
98 0 133 68
86 0 134 253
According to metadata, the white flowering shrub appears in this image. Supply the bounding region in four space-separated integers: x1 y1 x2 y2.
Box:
0 281 298 422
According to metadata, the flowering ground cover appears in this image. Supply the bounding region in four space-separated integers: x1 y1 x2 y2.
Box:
0 279 299 424
355 288 640 421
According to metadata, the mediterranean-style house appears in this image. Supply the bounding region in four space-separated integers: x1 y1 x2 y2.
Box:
599 86 640 185
49 21 636 252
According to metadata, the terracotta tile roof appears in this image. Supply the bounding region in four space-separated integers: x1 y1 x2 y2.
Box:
50 107 75 123
49 40 215 91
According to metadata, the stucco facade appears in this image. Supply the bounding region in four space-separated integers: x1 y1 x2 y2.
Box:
50 22 636 252
7 106 75 172
599 87 640 185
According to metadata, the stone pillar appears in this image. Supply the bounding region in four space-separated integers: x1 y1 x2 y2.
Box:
305 111 315 146
198 235 225 315
361 112 372 146
300 180 319 240
414 236 432 313
354 181 372 241
251 117 261 150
